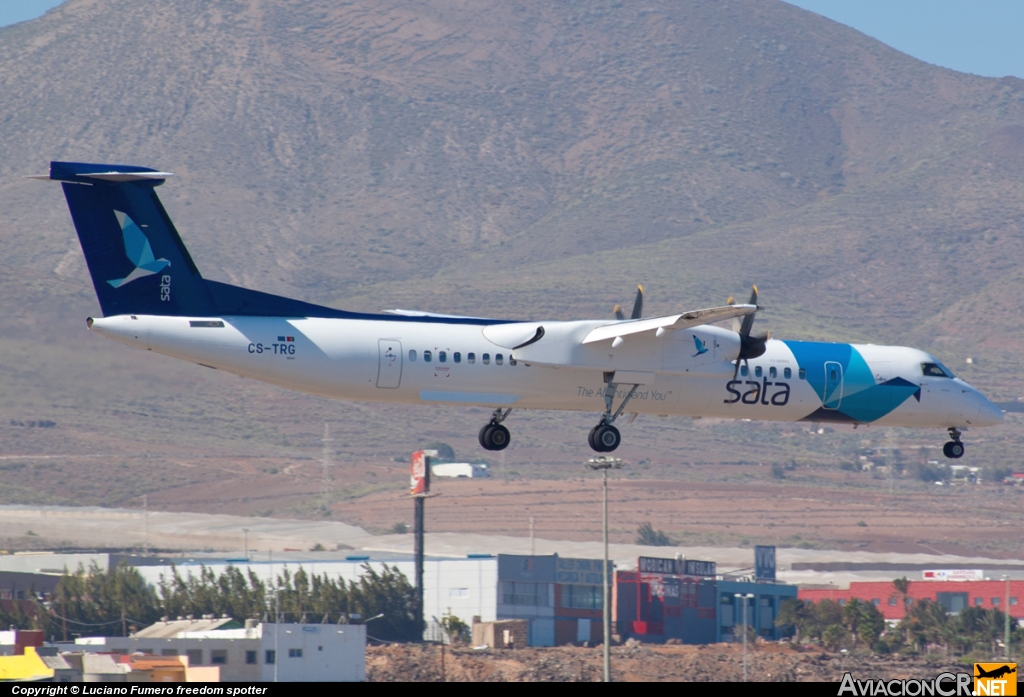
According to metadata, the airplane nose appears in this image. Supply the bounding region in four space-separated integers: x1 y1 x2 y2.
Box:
975 396 1004 427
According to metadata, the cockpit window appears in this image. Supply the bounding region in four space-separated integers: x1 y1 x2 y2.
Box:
921 362 954 378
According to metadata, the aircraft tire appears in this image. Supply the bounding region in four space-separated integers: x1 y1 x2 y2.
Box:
943 441 964 459
597 425 621 452
588 426 603 452
479 424 495 450
488 424 510 451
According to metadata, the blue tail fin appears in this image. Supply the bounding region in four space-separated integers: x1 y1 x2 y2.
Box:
51 161 376 320
52 161 216 317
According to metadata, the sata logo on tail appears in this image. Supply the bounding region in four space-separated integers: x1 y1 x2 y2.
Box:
107 211 170 288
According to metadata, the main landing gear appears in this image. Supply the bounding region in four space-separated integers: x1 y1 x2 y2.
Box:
588 373 639 453
479 408 512 451
942 428 965 459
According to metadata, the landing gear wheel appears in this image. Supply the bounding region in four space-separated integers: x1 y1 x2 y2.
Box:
479 423 510 451
479 424 494 450
943 441 964 459
589 424 621 452
488 424 510 451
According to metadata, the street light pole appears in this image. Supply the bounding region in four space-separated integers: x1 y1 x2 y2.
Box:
587 456 623 684
1004 575 1011 660
735 592 755 682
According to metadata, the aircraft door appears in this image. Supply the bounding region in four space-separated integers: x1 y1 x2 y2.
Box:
823 361 843 409
376 339 403 389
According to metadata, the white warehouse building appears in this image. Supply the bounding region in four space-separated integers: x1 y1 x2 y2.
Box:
75 622 365 682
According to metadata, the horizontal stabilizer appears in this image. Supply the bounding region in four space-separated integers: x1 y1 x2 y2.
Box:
582 304 757 344
38 161 173 186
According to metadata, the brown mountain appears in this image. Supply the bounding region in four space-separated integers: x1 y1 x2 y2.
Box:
0 0 1021 519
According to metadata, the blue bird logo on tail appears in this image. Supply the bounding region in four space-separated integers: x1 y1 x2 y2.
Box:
692 334 709 357
107 210 170 288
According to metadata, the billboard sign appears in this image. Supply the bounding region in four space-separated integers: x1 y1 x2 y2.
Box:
637 556 717 577
555 557 609 585
638 557 676 575
410 450 430 496
922 569 984 581
684 559 716 577
755 545 776 581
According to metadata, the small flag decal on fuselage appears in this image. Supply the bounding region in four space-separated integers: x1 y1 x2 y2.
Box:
277 336 295 342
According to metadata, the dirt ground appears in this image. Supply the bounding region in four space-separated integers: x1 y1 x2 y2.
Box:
339 474 1024 558
366 641 972 682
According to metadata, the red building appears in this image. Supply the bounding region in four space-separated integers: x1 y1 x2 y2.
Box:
800 580 1024 621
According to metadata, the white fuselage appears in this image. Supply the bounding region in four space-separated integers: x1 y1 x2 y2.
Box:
89 314 1003 430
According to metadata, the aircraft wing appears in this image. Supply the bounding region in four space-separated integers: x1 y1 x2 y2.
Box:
384 309 502 321
581 304 756 344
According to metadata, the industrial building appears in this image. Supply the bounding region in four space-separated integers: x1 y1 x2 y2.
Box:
614 555 798 644
75 621 366 682
495 554 608 646
800 577 1024 621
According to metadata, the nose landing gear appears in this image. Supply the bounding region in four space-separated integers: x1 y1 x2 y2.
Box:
479 408 512 451
942 428 965 459
588 374 639 453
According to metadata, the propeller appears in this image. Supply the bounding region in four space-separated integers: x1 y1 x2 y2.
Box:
613 285 644 320
728 285 768 378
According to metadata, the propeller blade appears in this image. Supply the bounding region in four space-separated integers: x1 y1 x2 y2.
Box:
613 305 625 321
738 285 758 338
630 285 644 320
726 296 742 333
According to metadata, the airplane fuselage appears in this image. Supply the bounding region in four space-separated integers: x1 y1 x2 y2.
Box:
42 160 1003 457
89 314 1002 430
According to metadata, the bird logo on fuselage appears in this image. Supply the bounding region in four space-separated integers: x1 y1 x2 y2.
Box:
107 210 170 288
692 335 709 357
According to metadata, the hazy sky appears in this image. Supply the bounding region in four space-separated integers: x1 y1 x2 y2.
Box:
783 0 1024 78
1 0 1021 78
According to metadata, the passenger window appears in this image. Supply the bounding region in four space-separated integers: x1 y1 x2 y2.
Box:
482 353 491 365
509 357 517 366
424 350 432 363
740 365 748 377
468 352 476 364
769 367 777 379
439 351 447 363
784 367 791 379
798 368 806 380
754 366 762 378
496 354 504 365
454 352 461 363
408 350 416 362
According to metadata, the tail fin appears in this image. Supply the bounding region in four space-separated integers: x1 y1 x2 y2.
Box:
48 161 216 317
45 161 359 320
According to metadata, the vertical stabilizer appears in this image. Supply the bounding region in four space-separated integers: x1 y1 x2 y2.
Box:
49 161 215 317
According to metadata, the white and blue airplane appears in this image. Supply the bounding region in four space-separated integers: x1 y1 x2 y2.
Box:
37 162 1003 456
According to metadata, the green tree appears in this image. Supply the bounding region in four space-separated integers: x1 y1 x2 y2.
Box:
776 598 811 642
48 562 161 638
821 623 849 652
440 613 470 643
856 602 885 647
635 522 673 546
842 598 865 643
811 599 843 641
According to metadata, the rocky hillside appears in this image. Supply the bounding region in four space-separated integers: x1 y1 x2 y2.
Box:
0 0 1022 517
